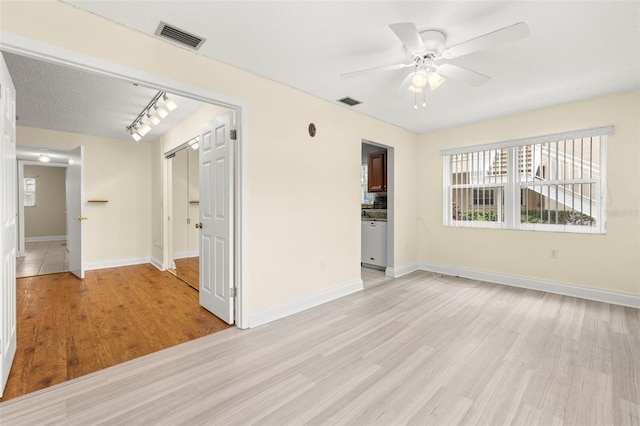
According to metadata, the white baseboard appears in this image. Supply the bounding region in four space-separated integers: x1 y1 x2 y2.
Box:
150 257 165 271
84 257 151 271
386 262 420 278
25 235 66 243
173 251 198 260
248 279 364 328
418 262 640 309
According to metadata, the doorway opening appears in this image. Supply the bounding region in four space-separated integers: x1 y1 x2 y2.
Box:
1 35 248 399
17 162 67 277
360 140 394 288
166 137 201 290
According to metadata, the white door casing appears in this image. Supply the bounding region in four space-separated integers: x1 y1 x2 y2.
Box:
199 113 234 324
66 146 84 279
0 53 17 397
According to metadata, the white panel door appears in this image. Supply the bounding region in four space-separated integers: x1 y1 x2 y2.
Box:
0 53 17 397
199 113 234 324
66 146 84 279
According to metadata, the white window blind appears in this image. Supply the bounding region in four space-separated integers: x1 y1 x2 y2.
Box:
441 126 611 234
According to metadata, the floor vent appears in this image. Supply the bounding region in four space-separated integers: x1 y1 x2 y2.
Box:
154 22 206 50
337 97 362 106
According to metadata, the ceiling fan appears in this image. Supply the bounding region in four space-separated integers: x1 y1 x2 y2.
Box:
341 22 530 107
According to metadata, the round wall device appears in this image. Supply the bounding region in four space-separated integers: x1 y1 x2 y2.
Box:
308 123 316 137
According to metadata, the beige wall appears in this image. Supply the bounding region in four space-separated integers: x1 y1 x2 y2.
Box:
23 164 66 239
17 126 152 265
418 90 640 296
1 1 419 313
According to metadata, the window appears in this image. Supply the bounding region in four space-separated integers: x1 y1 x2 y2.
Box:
473 189 495 206
361 164 375 204
442 126 611 234
24 177 36 207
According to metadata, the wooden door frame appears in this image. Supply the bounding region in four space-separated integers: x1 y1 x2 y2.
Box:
0 33 249 329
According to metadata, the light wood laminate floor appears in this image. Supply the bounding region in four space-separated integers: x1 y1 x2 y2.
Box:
1 270 638 425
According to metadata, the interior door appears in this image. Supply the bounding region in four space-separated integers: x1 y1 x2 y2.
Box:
0 53 17 397
198 113 234 324
66 146 84 279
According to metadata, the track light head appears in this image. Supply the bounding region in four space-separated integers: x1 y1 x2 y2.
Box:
163 93 178 111
147 110 161 126
138 121 152 136
154 104 168 118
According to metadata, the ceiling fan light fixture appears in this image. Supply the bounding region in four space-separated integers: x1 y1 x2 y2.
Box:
427 71 446 91
410 68 429 90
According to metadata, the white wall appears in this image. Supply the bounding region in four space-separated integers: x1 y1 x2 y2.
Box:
418 90 640 296
23 164 66 239
16 127 152 266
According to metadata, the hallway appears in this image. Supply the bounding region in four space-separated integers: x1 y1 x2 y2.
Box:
16 240 68 278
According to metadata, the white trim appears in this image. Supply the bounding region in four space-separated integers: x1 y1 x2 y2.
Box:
24 235 66 243
1 31 249 329
172 251 199 260
385 262 420 278
248 279 364 328
150 257 165 271
440 125 614 156
85 257 152 271
418 262 640 309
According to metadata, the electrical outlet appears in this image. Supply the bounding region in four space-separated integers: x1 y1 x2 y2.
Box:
550 249 558 259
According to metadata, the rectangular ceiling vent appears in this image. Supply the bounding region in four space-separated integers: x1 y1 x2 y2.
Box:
155 22 206 50
337 97 362 107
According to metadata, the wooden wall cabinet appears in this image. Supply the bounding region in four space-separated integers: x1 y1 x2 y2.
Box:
367 151 387 193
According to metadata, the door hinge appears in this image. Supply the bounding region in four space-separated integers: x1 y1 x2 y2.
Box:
230 129 237 140
230 287 237 298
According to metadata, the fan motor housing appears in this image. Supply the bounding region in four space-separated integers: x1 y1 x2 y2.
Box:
419 30 446 55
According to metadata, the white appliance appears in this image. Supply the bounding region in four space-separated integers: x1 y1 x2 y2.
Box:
361 220 387 268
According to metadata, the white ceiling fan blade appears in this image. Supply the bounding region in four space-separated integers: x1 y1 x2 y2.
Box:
340 62 413 79
442 22 529 59
391 71 415 99
437 63 491 87
389 22 425 54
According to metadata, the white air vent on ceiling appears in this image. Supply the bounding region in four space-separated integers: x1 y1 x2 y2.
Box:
154 22 206 50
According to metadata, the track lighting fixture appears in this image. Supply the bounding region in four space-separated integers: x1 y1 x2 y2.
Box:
126 91 178 141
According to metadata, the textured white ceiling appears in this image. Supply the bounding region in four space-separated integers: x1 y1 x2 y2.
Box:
61 0 640 134
3 52 205 142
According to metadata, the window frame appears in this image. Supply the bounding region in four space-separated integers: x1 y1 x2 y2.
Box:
441 126 611 234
